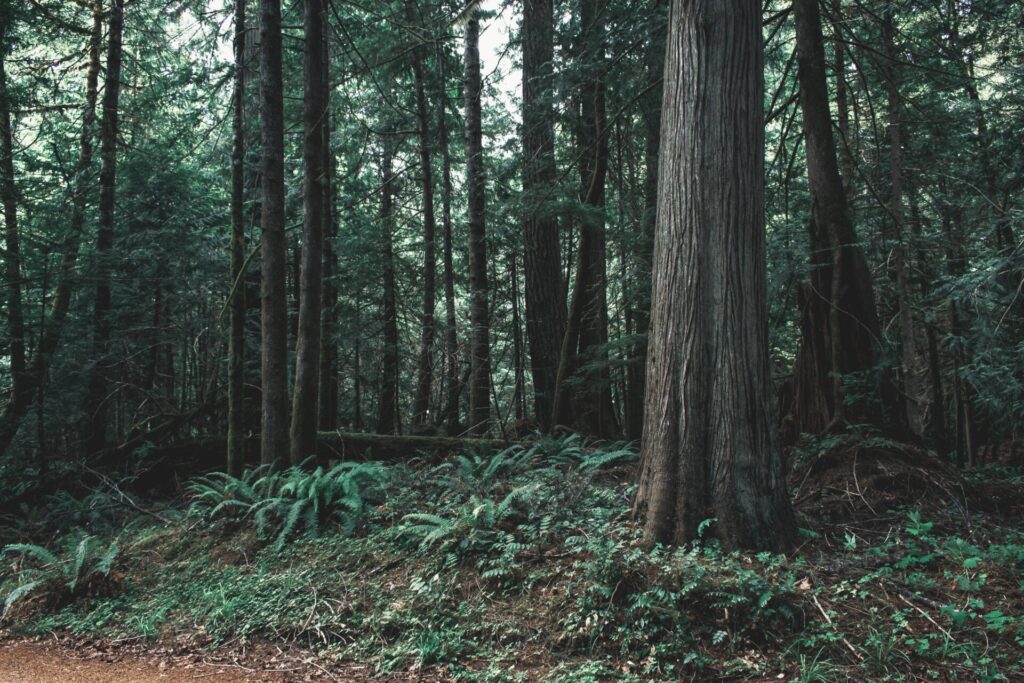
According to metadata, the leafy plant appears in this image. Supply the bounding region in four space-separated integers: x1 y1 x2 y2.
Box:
2 535 120 620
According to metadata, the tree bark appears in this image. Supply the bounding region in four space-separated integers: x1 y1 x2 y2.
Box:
412 22 437 428
790 0 899 435
521 0 565 431
259 0 290 467
376 139 400 435
227 0 247 476
437 23 460 434
0 36 27 450
0 0 103 456
552 0 617 438
319 10 339 432
83 0 126 455
464 9 491 436
634 0 793 551
289 0 328 464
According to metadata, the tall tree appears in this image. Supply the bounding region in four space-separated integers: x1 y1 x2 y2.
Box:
227 0 247 476
634 0 794 550
552 0 617 437
520 0 565 431
790 0 898 435
319 9 339 432
437 17 460 434
0 23 26 448
411 8 438 428
376 137 400 435
290 0 328 463
259 0 289 467
0 0 103 456
464 7 490 436
83 0 126 454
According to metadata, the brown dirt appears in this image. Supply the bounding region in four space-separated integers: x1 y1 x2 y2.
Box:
0 641 293 681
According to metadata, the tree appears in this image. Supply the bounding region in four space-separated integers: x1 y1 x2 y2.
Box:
290 0 328 464
789 0 898 436
520 0 565 431
463 6 490 436
0 20 26 451
227 0 247 476
83 0 125 454
376 135 400 435
259 0 289 467
411 5 438 429
634 0 794 550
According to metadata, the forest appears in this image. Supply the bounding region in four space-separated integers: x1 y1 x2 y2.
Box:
0 0 1022 679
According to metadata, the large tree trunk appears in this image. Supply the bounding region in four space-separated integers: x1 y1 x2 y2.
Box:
464 9 491 436
227 0 247 476
521 0 565 432
376 139 400 435
634 0 794 551
83 0 126 455
289 0 328 464
790 0 899 435
412 24 437 428
259 0 290 467
0 38 26 450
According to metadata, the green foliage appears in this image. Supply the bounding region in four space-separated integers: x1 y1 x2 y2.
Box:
1 534 119 619
187 461 389 549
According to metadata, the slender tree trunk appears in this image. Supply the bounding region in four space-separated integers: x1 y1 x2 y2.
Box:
464 9 490 436
259 0 289 467
227 0 247 475
521 0 565 431
509 252 526 423
376 140 400 435
412 30 437 428
0 40 27 446
319 10 339 432
625 10 664 441
790 0 899 435
881 11 927 437
437 27 460 434
0 0 103 456
634 0 793 551
551 0 617 437
289 0 328 464
84 0 125 455
830 0 855 197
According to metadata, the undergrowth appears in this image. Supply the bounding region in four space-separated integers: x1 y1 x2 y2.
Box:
1 434 1022 681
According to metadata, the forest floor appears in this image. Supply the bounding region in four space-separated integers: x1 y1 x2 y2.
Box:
1 433 1023 681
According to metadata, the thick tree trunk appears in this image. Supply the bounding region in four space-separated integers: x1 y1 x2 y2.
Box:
259 0 290 467
635 0 793 551
376 140 400 435
227 0 247 476
412 33 437 428
520 0 565 432
464 10 491 436
790 0 899 435
84 0 126 455
289 0 328 464
0 42 27 447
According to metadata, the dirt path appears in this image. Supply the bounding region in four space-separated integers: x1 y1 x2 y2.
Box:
0 642 294 682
